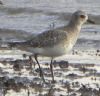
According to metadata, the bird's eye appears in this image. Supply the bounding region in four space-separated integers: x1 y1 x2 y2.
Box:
80 15 85 18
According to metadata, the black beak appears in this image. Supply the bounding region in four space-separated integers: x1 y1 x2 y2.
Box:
87 19 95 24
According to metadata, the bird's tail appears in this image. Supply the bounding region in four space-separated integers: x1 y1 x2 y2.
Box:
7 41 27 49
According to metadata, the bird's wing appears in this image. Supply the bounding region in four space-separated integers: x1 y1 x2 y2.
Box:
27 28 68 47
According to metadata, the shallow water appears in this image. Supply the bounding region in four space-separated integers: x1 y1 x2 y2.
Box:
0 0 100 33
0 1 100 96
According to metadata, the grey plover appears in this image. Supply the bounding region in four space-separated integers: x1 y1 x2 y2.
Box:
8 10 95 83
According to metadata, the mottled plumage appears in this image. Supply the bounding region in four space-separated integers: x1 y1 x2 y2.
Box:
27 29 68 48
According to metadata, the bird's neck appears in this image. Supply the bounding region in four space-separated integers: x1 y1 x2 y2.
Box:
64 20 83 45
67 20 82 33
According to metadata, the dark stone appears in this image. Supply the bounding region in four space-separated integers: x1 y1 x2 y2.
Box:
58 60 69 68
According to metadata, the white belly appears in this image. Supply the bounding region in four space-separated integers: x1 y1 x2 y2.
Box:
27 43 73 57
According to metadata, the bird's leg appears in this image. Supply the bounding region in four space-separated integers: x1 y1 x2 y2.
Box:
29 56 35 69
29 56 33 71
34 54 45 83
23 54 35 71
50 58 55 83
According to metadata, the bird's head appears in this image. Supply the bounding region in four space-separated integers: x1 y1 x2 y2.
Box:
71 10 95 26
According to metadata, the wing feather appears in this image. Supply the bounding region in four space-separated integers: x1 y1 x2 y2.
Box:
27 29 68 47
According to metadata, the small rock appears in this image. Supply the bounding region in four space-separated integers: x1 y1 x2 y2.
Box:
58 60 69 68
